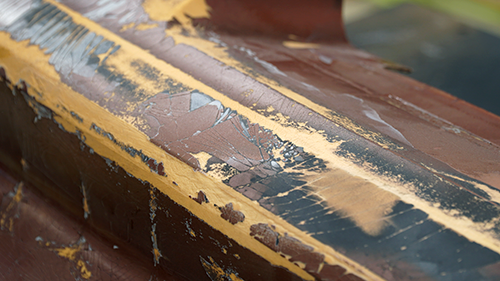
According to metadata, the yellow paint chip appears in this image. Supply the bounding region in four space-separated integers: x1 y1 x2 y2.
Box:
142 0 211 25
0 182 23 231
55 245 80 261
53 244 92 280
153 248 162 263
77 260 92 279
81 184 90 219
206 162 238 181
12 182 23 203
136 22 159 31
192 151 212 170
283 41 321 49
201 256 244 281
120 22 135 32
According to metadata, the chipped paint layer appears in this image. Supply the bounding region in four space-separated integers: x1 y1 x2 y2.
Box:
0 15 488 280
143 0 211 26
190 191 209 204
200 256 244 281
81 183 90 219
0 182 23 232
282 41 321 49
2 0 500 280
51 238 93 280
250 223 364 280
219 203 245 225
149 188 162 266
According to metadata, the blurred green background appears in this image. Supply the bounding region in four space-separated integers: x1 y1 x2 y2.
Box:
343 0 500 116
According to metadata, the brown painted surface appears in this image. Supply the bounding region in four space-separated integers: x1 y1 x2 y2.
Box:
250 223 366 281
0 82 304 281
0 166 179 281
2 0 500 280
59 0 500 189
200 0 346 42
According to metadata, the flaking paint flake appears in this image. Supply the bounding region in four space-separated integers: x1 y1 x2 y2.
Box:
200 256 244 281
35 236 93 280
0 182 23 232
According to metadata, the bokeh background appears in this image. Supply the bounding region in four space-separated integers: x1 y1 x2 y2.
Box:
343 0 500 116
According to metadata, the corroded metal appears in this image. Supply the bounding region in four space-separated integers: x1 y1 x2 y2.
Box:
1 0 500 280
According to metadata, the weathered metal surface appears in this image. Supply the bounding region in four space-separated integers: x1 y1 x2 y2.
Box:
0 165 180 280
1 0 500 280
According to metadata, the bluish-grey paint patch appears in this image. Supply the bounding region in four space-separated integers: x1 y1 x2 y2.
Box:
3 0 118 79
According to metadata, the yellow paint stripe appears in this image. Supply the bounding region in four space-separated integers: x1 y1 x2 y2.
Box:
155 25 401 150
137 2 500 256
7 0 500 278
80 1 500 258
0 1 384 277
0 32 318 280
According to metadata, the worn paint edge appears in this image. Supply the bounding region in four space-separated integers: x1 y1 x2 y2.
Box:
0 30 382 280
43 0 500 258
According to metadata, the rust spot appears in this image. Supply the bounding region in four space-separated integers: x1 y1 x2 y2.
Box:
219 203 245 225
190 191 209 204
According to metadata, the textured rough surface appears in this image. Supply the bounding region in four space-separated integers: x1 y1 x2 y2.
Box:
220 203 245 225
1 0 500 280
0 166 179 281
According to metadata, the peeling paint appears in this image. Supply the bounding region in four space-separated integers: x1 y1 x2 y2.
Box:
80 183 90 219
0 182 23 232
149 188 162 265
250 223 360 280
90 123 168 177
50 237 93 280
135 22 159 31
0 32 316 280
142 0 211 27
190 191 209 204
200 256 244 281
2 1 499 280
219 203 245 225
282 41 321 49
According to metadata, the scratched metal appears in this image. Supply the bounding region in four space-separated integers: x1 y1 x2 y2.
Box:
1 0 500 280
